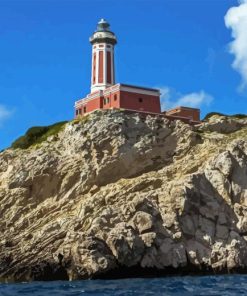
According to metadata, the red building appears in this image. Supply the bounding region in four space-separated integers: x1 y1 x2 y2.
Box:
164 106 200 124
75 19 200 123
75 83 161 116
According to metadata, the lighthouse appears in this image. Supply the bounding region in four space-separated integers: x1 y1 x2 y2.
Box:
74 19 200 123
90 19 117 93
75 19 161 117
75 18 161 117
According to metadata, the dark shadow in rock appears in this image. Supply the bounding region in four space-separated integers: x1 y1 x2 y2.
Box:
92 263 247 280
31 261 69 281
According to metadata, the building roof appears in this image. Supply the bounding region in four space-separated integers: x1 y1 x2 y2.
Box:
120 83 160 93
167 106 200 111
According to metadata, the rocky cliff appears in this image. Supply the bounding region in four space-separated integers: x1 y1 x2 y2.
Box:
0 110 247 282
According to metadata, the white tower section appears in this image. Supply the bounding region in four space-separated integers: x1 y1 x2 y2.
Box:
90 19 117 93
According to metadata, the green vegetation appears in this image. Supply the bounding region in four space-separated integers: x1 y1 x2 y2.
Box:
204 112 247 121
79 114 89 124
71 118 81 125
11 121 68 149
71 114 89 125
203 112 225 120
233 114 247 119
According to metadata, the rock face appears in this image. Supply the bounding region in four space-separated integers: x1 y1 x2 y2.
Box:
0 110 247 282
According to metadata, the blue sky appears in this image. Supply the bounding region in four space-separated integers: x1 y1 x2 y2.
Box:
0 0 247 150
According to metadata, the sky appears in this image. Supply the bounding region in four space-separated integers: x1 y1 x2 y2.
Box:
0 0 247 150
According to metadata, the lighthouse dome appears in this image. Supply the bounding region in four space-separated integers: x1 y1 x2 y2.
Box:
90 19 117 45
96 18 111 32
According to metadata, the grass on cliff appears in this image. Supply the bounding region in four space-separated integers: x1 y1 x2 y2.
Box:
71 114 89 125
204 112 247 121
11 121 68 149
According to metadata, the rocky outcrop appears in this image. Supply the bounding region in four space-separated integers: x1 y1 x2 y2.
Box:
0 110 247 282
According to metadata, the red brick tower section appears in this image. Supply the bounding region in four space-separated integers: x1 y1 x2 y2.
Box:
90 19 117 93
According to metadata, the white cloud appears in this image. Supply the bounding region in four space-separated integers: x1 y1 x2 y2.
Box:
225 0 247 90
159 87 213 111
0 105 12 126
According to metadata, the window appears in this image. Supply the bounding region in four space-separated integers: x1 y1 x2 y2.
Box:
76 109 82 115
139 98 143 103
114 94 117 101
83 106 86 113
104 98 106 105
107 97 110 104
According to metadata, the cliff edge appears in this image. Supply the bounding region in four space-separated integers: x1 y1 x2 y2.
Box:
0 110 247 281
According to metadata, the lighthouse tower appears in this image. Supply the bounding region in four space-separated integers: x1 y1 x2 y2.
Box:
90 19 117 93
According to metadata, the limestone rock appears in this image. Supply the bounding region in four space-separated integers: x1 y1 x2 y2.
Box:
0 109 247 281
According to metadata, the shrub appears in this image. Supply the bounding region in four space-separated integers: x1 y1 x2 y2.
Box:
71 114 90 125
11 121 68 149
233 114 247 119
203 112 225 121
203 112 247 121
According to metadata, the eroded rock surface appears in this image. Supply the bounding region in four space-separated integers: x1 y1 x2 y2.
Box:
0 110 247 281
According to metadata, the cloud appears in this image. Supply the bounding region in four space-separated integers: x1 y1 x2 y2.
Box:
159 87 213 111
0 105 12 126
175 91 213 108
225 0 247 90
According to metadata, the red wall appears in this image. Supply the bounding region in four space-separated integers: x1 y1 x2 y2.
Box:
76 89 161 117
98 51 104 83
76 91 120 116
76 96 102 116
107 51 112 84
166 108 200 121
119 91 161 113
93 53 96 84
102 90 120 109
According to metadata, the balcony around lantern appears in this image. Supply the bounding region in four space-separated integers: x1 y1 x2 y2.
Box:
90 31 117 45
